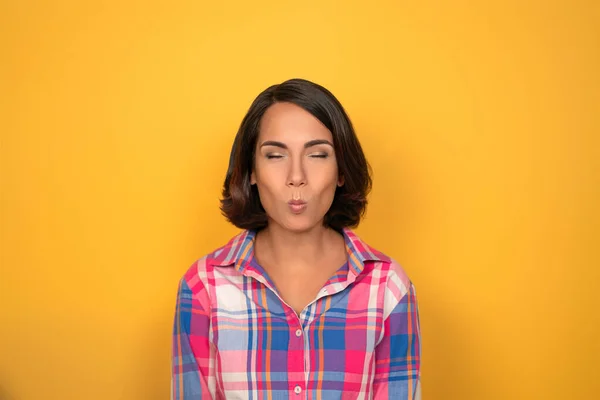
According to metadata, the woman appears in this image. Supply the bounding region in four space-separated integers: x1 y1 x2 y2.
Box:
172 79 421 399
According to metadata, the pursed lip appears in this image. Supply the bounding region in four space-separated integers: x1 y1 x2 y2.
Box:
288 199 307 213
288 199 307 205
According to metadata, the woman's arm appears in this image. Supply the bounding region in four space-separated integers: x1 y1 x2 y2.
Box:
172 276 214 400
373 281 421 399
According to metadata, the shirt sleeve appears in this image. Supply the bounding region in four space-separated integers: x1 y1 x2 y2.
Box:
373 281 422 400
171 276 214 400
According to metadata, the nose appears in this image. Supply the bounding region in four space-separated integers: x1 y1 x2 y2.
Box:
286 157 306 187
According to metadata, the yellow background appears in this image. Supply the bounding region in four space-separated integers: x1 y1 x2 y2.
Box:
1 1 598 399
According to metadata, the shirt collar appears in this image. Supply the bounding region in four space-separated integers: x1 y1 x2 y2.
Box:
207 227 390 276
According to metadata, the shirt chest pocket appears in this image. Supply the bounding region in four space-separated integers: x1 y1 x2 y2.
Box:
211 293 297 395
304 309 382 377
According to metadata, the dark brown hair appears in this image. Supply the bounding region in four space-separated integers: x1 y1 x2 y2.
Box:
220 78 372 231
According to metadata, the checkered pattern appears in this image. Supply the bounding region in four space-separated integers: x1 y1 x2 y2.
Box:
172 228 421 399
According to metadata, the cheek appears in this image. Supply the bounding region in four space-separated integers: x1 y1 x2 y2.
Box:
311 163 339 186
310 167 339 203
255 168 280 190
254 169 283 207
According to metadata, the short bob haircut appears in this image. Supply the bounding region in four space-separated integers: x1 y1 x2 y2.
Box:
220 78 372 231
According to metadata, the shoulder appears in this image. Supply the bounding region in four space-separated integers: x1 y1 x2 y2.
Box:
366 247 418 320
177 230 251 298
352 232 415 302
382 257 414 301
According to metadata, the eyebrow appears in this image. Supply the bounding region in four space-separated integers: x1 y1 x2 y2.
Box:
260 139 334 149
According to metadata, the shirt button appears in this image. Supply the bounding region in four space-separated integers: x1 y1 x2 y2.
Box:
295 329 302 337
294 385 302 394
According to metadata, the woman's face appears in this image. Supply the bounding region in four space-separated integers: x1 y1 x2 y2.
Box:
251 102 343 233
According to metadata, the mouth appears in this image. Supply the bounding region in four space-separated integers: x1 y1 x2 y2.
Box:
288 200 307 214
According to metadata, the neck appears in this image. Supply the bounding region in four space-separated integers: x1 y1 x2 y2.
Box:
255 222 343 269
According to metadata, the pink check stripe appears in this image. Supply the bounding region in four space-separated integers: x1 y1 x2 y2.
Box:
172 228 421 399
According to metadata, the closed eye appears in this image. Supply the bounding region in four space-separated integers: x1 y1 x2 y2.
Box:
266 154 283 159
309 153 329 158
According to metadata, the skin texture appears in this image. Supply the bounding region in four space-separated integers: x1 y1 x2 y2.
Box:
250 102 347 314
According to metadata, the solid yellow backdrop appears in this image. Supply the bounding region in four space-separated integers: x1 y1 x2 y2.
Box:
1 1 598 399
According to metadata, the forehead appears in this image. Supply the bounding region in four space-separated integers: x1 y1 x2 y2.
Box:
258 102 332 143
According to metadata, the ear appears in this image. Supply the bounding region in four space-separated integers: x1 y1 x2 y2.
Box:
250 170 257 185
337 175 345 187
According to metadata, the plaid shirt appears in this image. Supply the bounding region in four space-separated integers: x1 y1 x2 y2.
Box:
172 228 421 399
